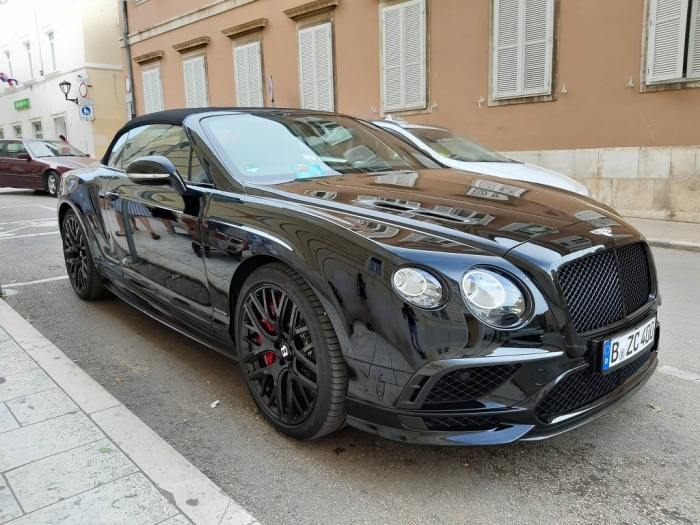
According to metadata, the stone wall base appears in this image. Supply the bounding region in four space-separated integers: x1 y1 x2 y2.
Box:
503 147 700 224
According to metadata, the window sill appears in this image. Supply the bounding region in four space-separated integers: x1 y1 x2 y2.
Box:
382 106 432 117
43 71 62 80
488 91 556 107
641 78 700 93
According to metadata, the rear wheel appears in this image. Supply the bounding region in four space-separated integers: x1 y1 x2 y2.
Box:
45 171 60 198
235 264 347 440
61 210 105 300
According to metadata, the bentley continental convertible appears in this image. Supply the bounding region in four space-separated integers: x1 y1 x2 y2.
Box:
58 109 660 445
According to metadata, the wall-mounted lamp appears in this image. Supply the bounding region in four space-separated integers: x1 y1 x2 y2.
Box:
59 81 79 105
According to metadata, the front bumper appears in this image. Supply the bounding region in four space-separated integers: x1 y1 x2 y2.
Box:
345 346 659 446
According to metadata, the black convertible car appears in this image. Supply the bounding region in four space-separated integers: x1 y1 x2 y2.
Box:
58 109 660 445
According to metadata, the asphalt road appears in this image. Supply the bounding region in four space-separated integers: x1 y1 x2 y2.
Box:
2 188 699 525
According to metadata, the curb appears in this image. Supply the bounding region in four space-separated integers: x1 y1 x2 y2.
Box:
0 299 259 525
646 238 700 253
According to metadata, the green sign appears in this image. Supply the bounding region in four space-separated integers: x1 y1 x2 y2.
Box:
14 99 30 110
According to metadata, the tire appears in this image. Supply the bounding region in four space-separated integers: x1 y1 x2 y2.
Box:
61 210 105 300
235 263 347 440
45 171 60 198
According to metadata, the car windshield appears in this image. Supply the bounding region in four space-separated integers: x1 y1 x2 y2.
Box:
202 113 441 184
26 140 87 158
409 127 513 163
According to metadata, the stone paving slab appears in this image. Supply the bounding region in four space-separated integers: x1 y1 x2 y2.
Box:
5 388 78 426
7 473 177 525
0 299 258 525
6 440 138 513
0 369 55 403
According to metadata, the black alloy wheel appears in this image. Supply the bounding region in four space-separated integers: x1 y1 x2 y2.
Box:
236 264 347 440
61 210 105 300
46 171 60 198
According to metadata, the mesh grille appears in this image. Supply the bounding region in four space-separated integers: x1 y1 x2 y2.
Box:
558 242 652 334
423 415 499 432
536 349 652 420
423 364 521 405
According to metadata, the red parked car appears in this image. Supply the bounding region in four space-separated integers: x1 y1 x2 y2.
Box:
0 139 96 197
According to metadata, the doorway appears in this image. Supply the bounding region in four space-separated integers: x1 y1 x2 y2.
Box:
53 115 67 141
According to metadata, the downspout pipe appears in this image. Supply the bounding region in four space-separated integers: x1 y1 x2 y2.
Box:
121 0 136 120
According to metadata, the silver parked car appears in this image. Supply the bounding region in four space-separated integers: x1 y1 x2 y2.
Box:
372 119 591 197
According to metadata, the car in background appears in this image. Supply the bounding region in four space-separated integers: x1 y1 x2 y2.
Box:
371 119 591 197
0 139 96 197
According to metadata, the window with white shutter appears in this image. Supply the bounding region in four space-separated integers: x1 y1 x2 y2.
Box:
645 0 700 84
297 23 335 112
685 0 700 79
142 67 164 114
234 41 264 107
492 0 554 100
183 55 209 108
380 0 427 112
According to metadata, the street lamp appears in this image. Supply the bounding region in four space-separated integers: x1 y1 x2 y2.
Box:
58 81 79 105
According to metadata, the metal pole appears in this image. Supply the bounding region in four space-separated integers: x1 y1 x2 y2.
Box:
121 0 136 120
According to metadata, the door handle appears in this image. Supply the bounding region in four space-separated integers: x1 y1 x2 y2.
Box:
105 191 120 201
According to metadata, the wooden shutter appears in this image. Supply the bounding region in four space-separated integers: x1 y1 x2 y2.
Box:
234 42 263 107
183 55 209 108
142 68 163 114
687 0 700 79
493 0 553 99
381 0 426 112
298 23 335 111
646 0 690 83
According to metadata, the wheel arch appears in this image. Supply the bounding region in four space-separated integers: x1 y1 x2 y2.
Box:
227 254 352 361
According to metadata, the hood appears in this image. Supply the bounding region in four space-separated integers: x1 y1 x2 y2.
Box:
41 156 97 171
247 169 635 257
440 160 590 197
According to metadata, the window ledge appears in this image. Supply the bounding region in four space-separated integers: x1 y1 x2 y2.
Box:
488 91 557 107
382 106 430 117
173 36 210 53
221 18 268 39
641 79 700 93
283 0 339 21
43 71 61 80
132 50 164 64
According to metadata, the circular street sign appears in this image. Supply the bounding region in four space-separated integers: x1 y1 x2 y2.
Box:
125 76 132 94
78 82 88 98
81 106 92 117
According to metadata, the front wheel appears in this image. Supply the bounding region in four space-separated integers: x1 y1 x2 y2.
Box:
45 171 60 198
235 264 347 440
61 210 105 300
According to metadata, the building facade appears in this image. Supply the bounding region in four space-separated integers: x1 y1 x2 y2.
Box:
0 0 125 159
121 0 700 222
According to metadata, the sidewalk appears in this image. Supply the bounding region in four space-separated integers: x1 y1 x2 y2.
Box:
627 217 700 253
0 300 258 525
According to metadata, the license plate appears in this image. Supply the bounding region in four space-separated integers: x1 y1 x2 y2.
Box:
602 317 656 372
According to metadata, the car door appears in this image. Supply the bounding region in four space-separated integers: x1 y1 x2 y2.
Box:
103 124 213 333
0 141 9 185
0 140 37 189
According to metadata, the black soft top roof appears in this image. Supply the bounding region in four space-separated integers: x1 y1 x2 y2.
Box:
101 107 328 164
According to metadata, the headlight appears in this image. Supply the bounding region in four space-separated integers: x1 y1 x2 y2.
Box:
392 267 444 309
461 268 527 329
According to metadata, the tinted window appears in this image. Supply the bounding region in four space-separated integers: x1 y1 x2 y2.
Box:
122 124 211 185
409 128 513 163
4 141 27 159
202 113 436 185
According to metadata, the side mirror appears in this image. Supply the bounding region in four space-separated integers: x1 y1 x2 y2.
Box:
17 153 31 161
125 156 187 196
